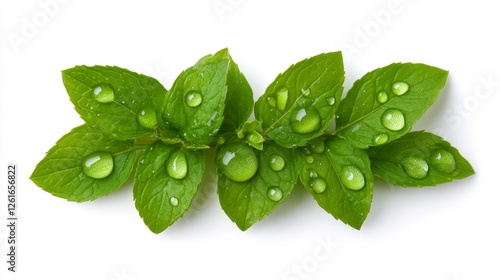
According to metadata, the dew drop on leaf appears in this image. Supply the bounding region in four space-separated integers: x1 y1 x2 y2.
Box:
381 109 405 131
309 177 327 194
307 169 319 179
340 165 365 190
276 88 289 111
170 196 179 207
269 154 286 171
166 150 188 180
184 90 203 107
82 151 114 179
327 97 336 106
392 81 409 96
301 88 311 96
245 131 264 146
376 91 388 103
305 155 315 164
373 133 389 145
137 108 157 129
291 107 321 134
267 187 283 202
430 149 457 174
267 96 277 108
93 84 114 103
401 156 429 179
308 138 325 154
218 143 258 182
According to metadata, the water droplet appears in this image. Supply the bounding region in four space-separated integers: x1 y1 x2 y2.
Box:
327 97 336 106
93 84 114 103
170 196 179 207
270 154 286 171
267 97 277 108
207 111 218 127
166 150 188 180
291 107 321 134
308 138 325 154
184 90 202 107
218 143 258 182
307 169 319 178
401 157 429 179
301 88 311 96
82 151 114 179
381 109 405 131
276 88 289 110
137 108 157 129
305 155 315 164
376 91 388 103
431 149 456 174
351 124 361 133
392 81 409 96
340 166 365 190
246 131 264 146
267 187 283 202
374 133 389 145
310 177 327 194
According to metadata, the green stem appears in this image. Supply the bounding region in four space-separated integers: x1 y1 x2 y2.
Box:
134 136 159 148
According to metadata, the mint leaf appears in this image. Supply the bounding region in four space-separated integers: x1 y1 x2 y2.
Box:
368 131 474 187
255 52 344 148
236 120 265 150
336 63 448 148
216 137 297 230
62 65 170 141
30 125 136 202
31 49 476 234
219 54 254 133
297 136 373 229
163 48 230 145
134 141 205 233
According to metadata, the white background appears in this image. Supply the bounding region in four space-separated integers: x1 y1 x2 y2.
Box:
0 1 498 279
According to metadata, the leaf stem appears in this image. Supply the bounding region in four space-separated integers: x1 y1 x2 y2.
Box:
134 136 159 148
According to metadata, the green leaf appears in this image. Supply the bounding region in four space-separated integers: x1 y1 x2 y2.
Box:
219 54 254 133
134 141 205 234
368 131 475 187
236 120 265 150
336 63 448 148
216 138 297 231
30 125 136 202
163 48 230 145
255 52 344 148
32 50 475 234
297 136 373 229
62 65 171 141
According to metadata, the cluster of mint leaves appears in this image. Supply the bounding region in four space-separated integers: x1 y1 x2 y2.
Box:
30 49 474 233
